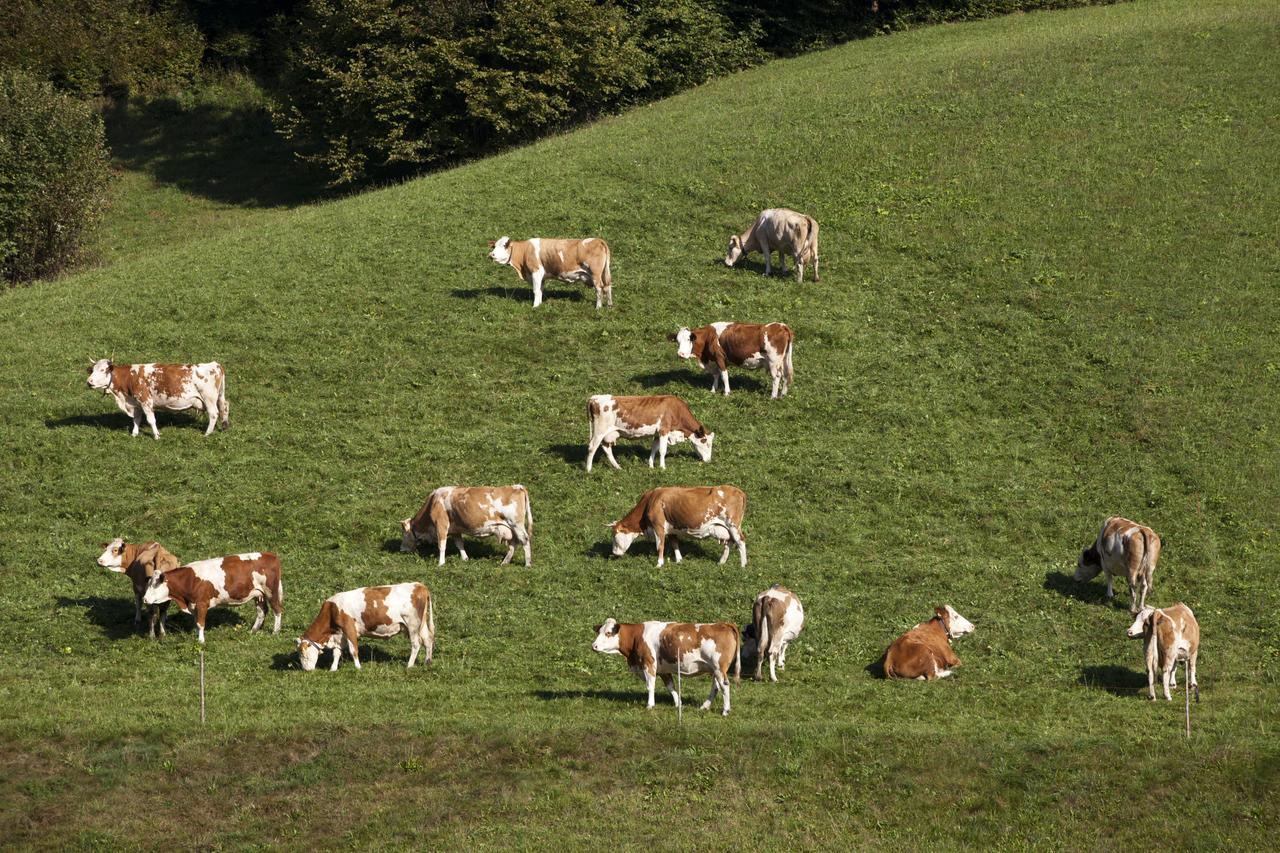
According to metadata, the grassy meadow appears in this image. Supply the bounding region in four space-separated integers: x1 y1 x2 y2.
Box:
2 0 1279 847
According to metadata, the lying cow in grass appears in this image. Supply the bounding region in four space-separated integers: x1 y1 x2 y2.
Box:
96 538 181 638
610 485 747 567
86 358 228 438
400 485 533 567
586 394 713 472
488 236 613 308
297 582 435 671
882 605 975 680
725 208 820 283
591 618 741 715
143 552 283 643
1127 603 1199 702
1075 516 1161 614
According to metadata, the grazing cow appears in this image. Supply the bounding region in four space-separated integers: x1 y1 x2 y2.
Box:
400 485 533 567
1075 516 1161 614
882 605 975 680
488 236 613 308
1126 603 1200 702
591 618 741 715
586 394 714 473
610 485 747 567
749 584 805 682
725 208 820 283
96 538 180 638
86 359 228 439
674 322 794 398
142 552 283 643
296 582 435 671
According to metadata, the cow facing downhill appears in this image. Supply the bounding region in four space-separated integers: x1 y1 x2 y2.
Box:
142 552 283 644
748 584 805 682
1126 603 1200 702
297 583 435 671
1075 516 1161 614
591 619 741 716
96 538 181 638
400 485 533 567
488 236 613 308
610 485 747 567
674 322 793 398
86 358 228 439
881 605 975 680
725 208 820 283
586 394 714 473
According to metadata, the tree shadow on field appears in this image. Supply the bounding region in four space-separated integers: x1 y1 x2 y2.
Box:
450 285 582 303
44 411 207 433
630 369 764 394
532 689 646 705
1079 665 1147 697
1043 571 1115 607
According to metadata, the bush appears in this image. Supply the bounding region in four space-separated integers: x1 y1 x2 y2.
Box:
0 69 112 284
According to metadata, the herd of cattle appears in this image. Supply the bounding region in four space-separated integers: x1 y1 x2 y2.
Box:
84 207 1201 712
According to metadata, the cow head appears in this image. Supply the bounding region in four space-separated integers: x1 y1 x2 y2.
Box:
142 571 172 606
690 429 715 462
296 637 324 671
399 518 419 553
591 618 621 654
725 234 745 267
609 523 638 557
86 358 113 390
674 328 695 359
937 605 974 638
97 538 127 572
1126 606 1156 639
1074 544 1102 582
488 236 512 264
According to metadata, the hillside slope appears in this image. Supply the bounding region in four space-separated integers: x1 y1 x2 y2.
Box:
2 0 1278 846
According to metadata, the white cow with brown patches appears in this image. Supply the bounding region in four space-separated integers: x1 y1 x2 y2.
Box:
96 538 181 637
725 208 820 283
747 584 805 682
610 485 747 567
142 552 283 643
586 394 714 472
591 619 741 715
488 236 613 308
400 485 533 566
674 322 793 398
1075 516 1161 614
1126 603 1200 702
297 582 435 671
86 359 228 438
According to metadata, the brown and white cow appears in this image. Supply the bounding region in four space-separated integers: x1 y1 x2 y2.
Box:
1126 603 1200 702
586 394 714 473
142 552 283 643
488 236 613 308
86 359 228 439
1075 516 1161 614
96 538 181 638
297 582 435 671
882 605 975 680
591 619 741 715
725 208 820 283
673 322 793 398
610 485 747 567
748 584 805 682
400 485 533 567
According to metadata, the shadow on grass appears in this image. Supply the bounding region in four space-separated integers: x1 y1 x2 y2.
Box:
1043 571 1114 607
402 539 505 562
55 595 146 640
546 443 588 466
1079 664 1147 697
45 411 209 434
532 689 647 705
271 645 409 671
103 96 332 208
864 654 888 679
450 285 582 303
630 369 765 394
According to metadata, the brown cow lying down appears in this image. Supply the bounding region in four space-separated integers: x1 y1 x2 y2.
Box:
96 538 181 637
1126 603 1200 702
297 582 435 671
882 605 975 680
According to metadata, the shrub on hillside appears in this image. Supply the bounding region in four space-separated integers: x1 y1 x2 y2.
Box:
0 70 112 284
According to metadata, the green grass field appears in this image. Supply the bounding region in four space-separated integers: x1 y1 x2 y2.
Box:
2 0 1278 847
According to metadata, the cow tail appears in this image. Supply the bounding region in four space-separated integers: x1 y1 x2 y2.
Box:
216 364 230 428
603 245 612 288
733 623 742 684
784 333 795 387
522 486 533 539
803 216 819 264
427 591 436 649
752 596 768 679
1141 527 1160 592
276 573 284 609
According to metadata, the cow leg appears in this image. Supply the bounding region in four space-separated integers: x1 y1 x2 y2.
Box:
133 592 143 626
1190 650 1199 701
656 434 668 469
771 363 782 399
437 537 448 567
407 634 420 669
1162 662 1175 701
648 437 659 468
130 407 143 437
453 537 469 562
195 606 207 644
531 268 545 308
585 434 603 472
594 282 603 310
349 638 362 670
661 673 681 708
759 236 772 276
654 530 666 567
671 537 682 563
250 597 266 632
519 527 531 568
769 651 779 683
143 405 161 440
202 393 219 435
157 603 168 638
793 251 803 283
700 676 719 712
1104 569 1115 602
719 370 731 396
329 644 342 671
645 669 658 708
602 441 621 470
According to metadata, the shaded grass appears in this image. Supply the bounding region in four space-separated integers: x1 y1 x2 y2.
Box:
1 0 1279 846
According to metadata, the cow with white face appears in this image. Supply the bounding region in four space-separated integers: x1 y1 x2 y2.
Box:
610 485 747 567
674 322 793 398
143 552 283 643
400 485 533 567
488 236 613 308
1126 603 1200 702
297 582 434 671
86 358 228 438
96 538 181 638
586 394 713 472
591 618 741 715
881 605 976 680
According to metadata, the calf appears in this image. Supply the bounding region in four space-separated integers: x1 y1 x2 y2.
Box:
96 538 180 638
591 618 741 715
586 394 714 472
86 358 228 438
1075 516 1161 614
882 605 975 680
297 582 435 671
674 322 793 398
400 485 533 567
610 485 747 567
1126 603 1200 702
142 552 283 643
488 236 613 308
725 208 820 283
749 584 805 682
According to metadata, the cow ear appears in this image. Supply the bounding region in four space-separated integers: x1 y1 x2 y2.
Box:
593 624 602 634
488 240 496 248
667 331 678 342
